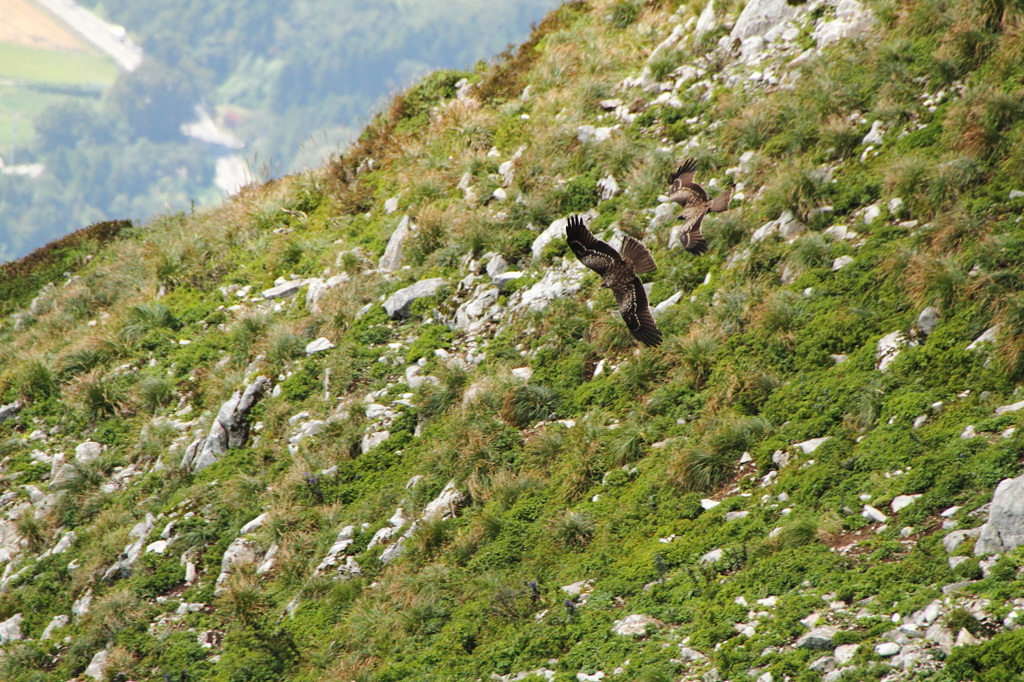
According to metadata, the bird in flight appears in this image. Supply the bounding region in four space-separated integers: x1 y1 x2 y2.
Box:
667 158 732 255
565 215 662 347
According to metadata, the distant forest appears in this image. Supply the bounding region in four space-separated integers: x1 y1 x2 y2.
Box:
0 0 560 263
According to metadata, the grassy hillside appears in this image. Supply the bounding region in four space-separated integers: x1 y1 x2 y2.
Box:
1 1 1024 681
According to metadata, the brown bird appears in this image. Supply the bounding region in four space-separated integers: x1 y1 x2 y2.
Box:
667 158 732 255
565 215 662 347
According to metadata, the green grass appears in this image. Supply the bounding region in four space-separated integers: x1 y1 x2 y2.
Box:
0 42 119 86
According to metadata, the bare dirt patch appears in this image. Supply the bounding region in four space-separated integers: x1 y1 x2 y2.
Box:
0 0 84 51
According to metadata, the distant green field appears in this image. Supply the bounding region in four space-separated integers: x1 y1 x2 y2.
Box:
0 42 119 85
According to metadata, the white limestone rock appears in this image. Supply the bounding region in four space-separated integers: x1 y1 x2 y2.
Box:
379 215 415 272
305 337 335 354
532 218 568 261
611 614 662 636
967 324 1001 350
797 626 839 650
0 613 23 645
383 278 447 319
891 495 921 514
731 0 807 41
361 431 390 453
876 331 917 371
974 475 1024 556
40 614 69 640
262 279 306 299
190 376 270 471
305 273 350 313
84 649 109 680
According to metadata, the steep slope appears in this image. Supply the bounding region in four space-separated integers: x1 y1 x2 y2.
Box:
1 1 1024 681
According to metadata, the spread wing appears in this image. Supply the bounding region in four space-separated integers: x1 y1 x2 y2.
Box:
670 158 699 192
566 215 621 275
677 206 709 256
619 235 657 274
611 276 662 347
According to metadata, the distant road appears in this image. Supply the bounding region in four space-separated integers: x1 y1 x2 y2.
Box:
31 0 142 71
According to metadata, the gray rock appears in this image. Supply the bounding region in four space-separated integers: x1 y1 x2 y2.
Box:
611 614 662 636
875 642 900 657
824 669 854 682
532 218 568 261
862 121 885 147
486 253 509 278
383 278 446 319
975 475 1024 555
796 626 838 650
40 614 69 640
731 0 807 41
877 331 917 371
0 401 21 424
379 215 415 272
695 0 717 38
305 273 350 313
239 512 269 535
493 271 525 291
810 656 836 673
834 644 858 664
0 613 23 645
72 589 93 619
214 538 259 596
453 285 499 330
891 495 921 514
944 526 982 553
916 307 940 337
725 511 750 522
192 376 270 471
75 440 103 465
421 480 465 521
361 431 390 453
967 324 1001 350
262 279 306 299
83 649 109 680
995 399 1024 416
862 505 888 523
305 337 335 354
942 581 977 595
700 549 724 564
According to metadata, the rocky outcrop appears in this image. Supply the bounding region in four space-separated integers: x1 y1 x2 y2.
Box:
975 475 1024 555
188 376 270 471
731 0 807 41
0 401 22 424
214 538 260 596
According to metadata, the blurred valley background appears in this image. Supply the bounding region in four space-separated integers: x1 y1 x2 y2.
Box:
0 0 561 263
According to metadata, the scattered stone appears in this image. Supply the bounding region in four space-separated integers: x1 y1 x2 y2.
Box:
797 626 838 650
305 273 350 313
876 331 917 371
875 642 900 657
40 614 70 640
75 440 103 464
611 614 662 637
995 399 1024 416
862 505 888 523
84 649 109 680
960 425 978 439
862 121 885 147
725 511 750 521
955 628 980 647
678 646 707 662
795 437 830 454
305 337 335 354
511 367 533 380
916 307 940 337
832 255 854 271
362 431 390 453
834 644 858 665
262 279 306 299
383 278 446 319
974 475 1024 555
214 538 259 596
809 656 836 673
384 196 399 214
0 613 23 645
967 325 1000 350
891 495 921 514
701 499 720 510
943 527 982 553
700 549 724 564
379 215 415 272
0 401 21 424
